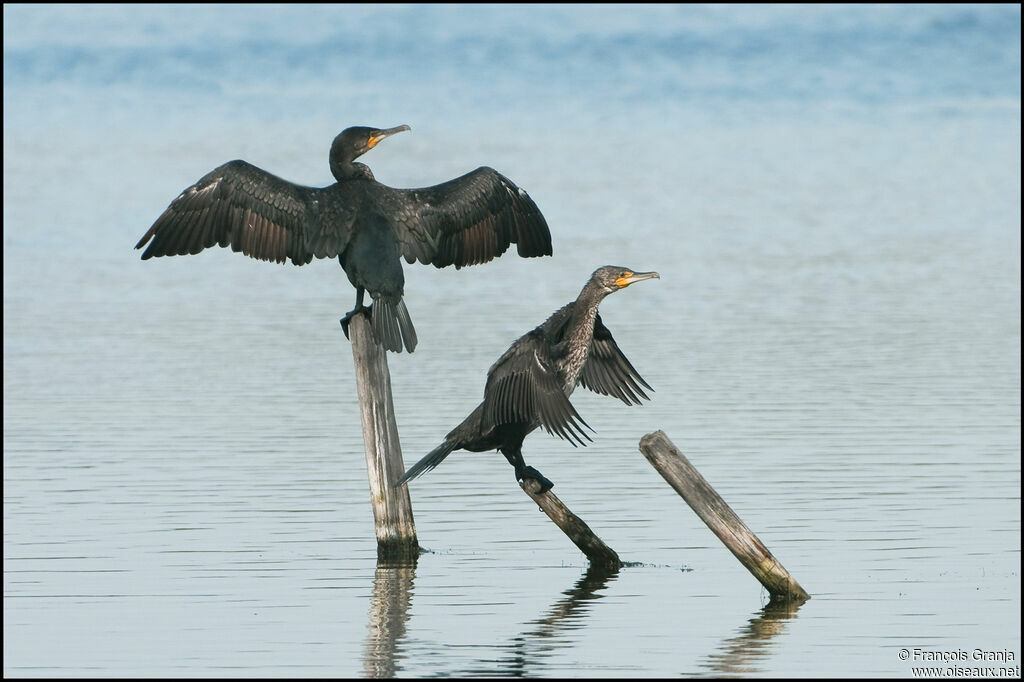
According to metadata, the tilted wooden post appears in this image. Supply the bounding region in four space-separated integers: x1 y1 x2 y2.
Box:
520 479 621 569
348 312 419 564
639 430 809 602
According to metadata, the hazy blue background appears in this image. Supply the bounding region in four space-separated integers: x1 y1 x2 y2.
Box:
4 4 1020 677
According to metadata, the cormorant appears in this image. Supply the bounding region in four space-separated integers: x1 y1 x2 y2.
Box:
397 265 659 492
134 125 552 352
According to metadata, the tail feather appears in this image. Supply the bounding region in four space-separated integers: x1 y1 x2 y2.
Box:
396 440 457 487
372 297 418 353
394 298 417 352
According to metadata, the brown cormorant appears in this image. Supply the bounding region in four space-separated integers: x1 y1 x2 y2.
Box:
397 265 659 492
134 125 553 352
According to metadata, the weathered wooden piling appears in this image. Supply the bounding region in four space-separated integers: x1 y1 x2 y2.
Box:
639 430 809 602
520 478 621 569
348 312 419 564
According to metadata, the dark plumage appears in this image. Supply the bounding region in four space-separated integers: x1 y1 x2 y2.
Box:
134 125 553 352
397 266 659 492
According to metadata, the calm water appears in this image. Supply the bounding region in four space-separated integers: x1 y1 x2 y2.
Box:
4 4 1020 677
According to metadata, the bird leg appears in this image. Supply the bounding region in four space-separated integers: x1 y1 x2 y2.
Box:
340 287 372 339
502 447 554 493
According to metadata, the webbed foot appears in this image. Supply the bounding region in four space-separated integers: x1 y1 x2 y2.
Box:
340 304 372 340
517 466 554 493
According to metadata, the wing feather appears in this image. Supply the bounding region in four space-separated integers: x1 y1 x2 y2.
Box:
482 336 593 447
383 167 552 270
135 160 342 266
579 314 654 405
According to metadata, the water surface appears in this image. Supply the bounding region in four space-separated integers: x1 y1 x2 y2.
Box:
4 4 1020 677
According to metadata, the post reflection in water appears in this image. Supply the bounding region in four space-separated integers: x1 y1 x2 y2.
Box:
700 597 805 676
362 560 620 677
477 564 622 677
362 561 417 678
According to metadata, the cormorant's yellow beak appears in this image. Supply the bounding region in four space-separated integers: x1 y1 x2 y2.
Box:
615 270 660 288
368 125 411 149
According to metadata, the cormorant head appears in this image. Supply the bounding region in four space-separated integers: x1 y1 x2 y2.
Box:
330 125 410 179
332 125 410 160
592 265 660 293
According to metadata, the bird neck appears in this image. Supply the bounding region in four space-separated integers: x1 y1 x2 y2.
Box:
330 158 373 182
558 283 609 391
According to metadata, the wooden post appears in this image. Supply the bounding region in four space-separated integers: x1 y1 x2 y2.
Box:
348 312 419 564
639 430 809 602
520 478 621 569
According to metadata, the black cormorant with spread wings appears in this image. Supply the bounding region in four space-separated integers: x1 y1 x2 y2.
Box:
134 125 552 352
397 266 659 492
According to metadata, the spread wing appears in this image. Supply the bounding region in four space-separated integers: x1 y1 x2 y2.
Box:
482 331 593 447
385 166 552 269
135 160 355 265
579 314 653 405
